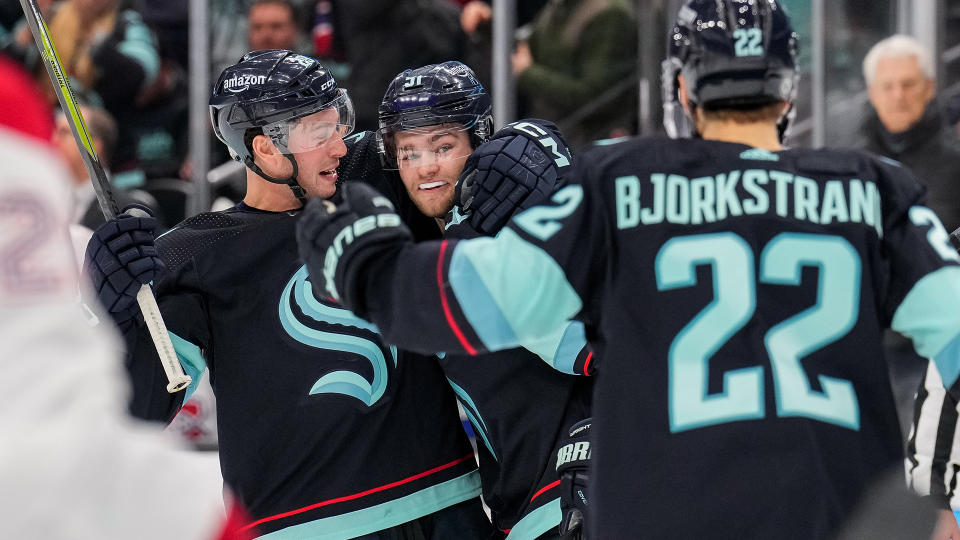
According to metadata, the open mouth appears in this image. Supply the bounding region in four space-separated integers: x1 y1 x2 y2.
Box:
419 181 447 191
319 168 338 182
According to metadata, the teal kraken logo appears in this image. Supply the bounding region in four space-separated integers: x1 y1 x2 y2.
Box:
279 265 397 406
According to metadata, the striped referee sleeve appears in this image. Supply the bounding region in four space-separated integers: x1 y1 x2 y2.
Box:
906 360 960 509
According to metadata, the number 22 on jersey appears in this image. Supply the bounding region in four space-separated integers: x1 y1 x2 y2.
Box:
656 232 861 433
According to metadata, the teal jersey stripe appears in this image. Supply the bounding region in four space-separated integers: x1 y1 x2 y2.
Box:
505 498 562 540
168 331 205 401
448 229 583 354
548 321 588 374
447 246 519 348
892 266 960 387
447 378 498 461
256 470 482 540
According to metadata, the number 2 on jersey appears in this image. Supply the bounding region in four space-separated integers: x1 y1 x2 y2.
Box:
656 232 860 433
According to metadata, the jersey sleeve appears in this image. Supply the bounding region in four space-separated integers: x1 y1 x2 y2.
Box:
880 160 960 392
0 131 228 540
361 149 611 358
525 321 594 376
443 186 595 375
123 235 211 422
877 159 960 503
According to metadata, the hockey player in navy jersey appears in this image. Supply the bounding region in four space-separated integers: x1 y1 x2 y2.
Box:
373 61 593 539
295 1 960 538
82 50 491 539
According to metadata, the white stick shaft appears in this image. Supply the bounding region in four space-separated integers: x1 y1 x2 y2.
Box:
137 286 192 393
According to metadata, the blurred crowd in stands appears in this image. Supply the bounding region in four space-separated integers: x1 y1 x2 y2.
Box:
0 0 640 234
5 0 956 242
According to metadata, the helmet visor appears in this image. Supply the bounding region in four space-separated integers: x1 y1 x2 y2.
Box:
263 88 355 154
380 123 474 171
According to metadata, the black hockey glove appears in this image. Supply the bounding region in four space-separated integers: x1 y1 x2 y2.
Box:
83 206 165 327
296 183 412 315
453 119 572 235
556 418 592 539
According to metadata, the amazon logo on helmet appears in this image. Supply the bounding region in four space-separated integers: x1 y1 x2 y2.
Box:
221 74 268 93
662 0 799 139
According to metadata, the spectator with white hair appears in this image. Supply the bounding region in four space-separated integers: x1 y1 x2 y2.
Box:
860 34 960 232
860 37 960 482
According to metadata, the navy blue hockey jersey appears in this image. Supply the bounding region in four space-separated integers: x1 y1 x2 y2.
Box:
338 131 594 538
350 137 960 539
440 344 591 537
123 211 482 536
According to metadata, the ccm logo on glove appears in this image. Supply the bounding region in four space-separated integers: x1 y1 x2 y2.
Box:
510 121 570 168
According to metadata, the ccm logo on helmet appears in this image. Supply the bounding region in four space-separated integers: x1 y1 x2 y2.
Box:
511 121 570 168
222 74 268 92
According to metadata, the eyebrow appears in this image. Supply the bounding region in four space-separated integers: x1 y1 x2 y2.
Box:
428 131 456 143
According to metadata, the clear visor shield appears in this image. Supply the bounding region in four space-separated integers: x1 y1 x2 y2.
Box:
383 123 474 171
264 89 355 154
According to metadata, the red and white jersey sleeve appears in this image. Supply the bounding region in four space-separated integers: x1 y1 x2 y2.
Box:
0 55 242 540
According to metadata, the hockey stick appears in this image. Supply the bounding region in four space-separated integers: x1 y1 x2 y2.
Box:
18 0 192 393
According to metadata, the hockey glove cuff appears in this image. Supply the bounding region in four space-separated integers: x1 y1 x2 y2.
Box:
296 183 412 316
556 417 592 539
453 118 572 236
82 206 165 327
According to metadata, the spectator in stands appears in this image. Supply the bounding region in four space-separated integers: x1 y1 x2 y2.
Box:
454 0 549 89
210 0 315 83
0 0 54 66
35 0 194 186
861 34 960 232
512 0 637 150
458 0 548 34
334 0 466 132
248 0 309 52
51 104 163 231
139 0 189 73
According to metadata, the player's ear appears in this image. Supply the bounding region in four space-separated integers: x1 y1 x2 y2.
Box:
251 134 283 167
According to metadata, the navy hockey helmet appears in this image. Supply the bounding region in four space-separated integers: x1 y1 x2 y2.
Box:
662 0 799 138
377 61 492 169
209 49 354 191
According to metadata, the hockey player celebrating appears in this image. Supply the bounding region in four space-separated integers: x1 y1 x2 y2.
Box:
372 61 593 539
294 1 960 538
82 50 491 539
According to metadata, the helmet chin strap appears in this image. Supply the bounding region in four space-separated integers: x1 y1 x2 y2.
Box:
246 154 307 206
